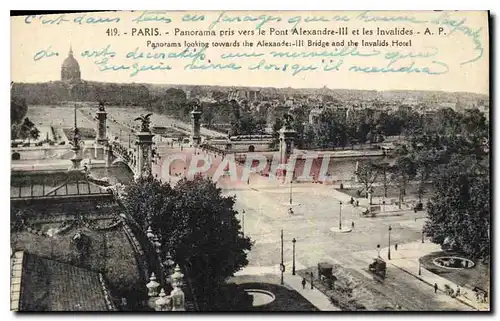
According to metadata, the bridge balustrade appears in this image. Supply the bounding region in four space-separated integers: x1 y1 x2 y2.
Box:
111 141 135 169
200 143 228 156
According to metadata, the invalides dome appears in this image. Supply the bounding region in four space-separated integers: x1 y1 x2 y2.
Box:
61 45 81 84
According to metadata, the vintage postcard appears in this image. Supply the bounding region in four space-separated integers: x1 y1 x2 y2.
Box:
10 10 490 312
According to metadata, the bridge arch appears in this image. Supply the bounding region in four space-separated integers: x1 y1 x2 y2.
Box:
111 158 129 167
12 152 20 160
248 145 255 152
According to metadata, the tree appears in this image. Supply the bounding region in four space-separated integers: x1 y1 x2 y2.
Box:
202 103 216 128
121 176 252 310
271 117 284 149
11 97 28 140
424 156 490 261
374 162 391 198
391 150 417 207
11 97 28 125
412 148 444 203
19 117 40 144
355 160 380 198
212 90 227 102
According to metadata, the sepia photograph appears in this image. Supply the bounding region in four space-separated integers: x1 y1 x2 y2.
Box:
9 10 490 312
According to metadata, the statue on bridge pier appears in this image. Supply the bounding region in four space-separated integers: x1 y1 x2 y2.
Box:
133 113 155 180
278 113 296 180
283 113 294 130
98 101 106 112
190 100 202 148
95 100 109 161
134 113 153 133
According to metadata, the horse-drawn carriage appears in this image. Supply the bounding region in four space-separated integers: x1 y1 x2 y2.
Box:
318 262 337 289
369 258 387 279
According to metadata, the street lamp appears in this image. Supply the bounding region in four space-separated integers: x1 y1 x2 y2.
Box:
289 170 293 206
339 201 343 230
280 229 284 285
128 133 131 148
418 260 422 275
292 238 296 275
422 229 425 244
388 225 392 260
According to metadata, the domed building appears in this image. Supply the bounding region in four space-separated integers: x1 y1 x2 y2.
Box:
61 45 81 84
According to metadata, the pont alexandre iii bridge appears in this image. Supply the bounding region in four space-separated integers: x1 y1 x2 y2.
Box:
11 102 275 179
11 105 154 180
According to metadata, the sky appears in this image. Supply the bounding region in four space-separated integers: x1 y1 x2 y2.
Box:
11 10 489 94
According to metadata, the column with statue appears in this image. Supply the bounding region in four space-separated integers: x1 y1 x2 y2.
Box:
95 101 109 160
134 113 154 180
190 100 202 148
279 113 296 182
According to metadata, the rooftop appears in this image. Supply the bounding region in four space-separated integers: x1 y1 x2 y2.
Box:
11 215 144 299
11 169 111 200
11 251 116 311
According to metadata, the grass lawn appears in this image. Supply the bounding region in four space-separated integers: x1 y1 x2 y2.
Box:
224 274 319 311
420 251 490 292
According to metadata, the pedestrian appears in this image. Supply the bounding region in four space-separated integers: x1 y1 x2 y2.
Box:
302 278 306 289
350 197 354 205
351 221 355 229
434 283 438 293
395 243 398 251
456 286 461 297
356 200 359 207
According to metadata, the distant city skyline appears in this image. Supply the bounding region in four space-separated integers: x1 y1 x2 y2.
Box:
11 79 489 97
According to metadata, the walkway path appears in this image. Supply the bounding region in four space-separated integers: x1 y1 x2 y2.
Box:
378 241 489 311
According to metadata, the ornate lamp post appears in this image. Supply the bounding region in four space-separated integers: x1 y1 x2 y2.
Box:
292 238 296 275
339 201 343 230
388 225 392 260
280 229 285 285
